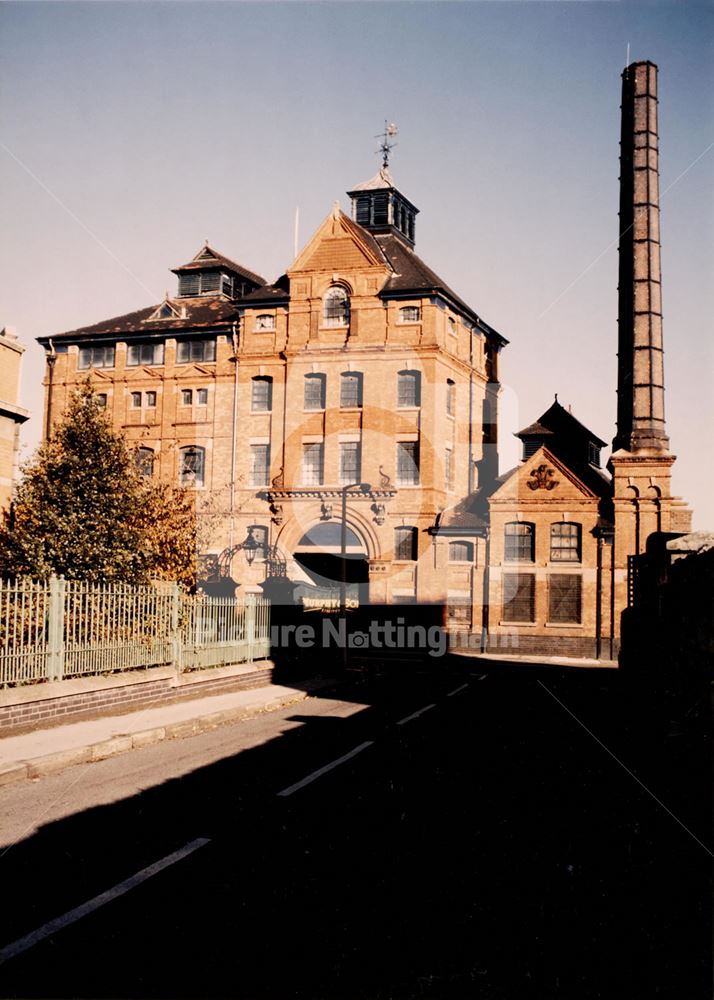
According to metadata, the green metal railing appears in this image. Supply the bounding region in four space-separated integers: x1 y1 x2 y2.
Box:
0 576 271 687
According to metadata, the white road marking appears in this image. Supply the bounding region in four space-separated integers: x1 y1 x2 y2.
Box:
396 703 436 726
477 673 488 681
0 837 211 966
277 742 374 797
447 684 469 697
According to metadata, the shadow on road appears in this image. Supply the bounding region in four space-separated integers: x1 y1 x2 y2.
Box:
0 654 710 1000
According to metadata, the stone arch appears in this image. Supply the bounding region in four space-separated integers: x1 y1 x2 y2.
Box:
273 503 381 562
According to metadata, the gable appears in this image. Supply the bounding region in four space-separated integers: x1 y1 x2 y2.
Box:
490 447 599 504
290 208 389 276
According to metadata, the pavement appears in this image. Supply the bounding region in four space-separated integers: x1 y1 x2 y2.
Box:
0 678 333 787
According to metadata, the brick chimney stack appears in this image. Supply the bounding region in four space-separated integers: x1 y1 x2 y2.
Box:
613 61 669 454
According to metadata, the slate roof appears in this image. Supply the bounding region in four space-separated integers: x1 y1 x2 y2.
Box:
241 274 291 305
374 233 506 343
516 400 607 448
171 245 266 287
40 297 238 343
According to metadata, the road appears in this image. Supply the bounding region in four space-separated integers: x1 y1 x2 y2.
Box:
0 660 709 999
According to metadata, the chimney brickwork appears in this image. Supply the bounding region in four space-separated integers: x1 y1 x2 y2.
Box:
614 61 669 454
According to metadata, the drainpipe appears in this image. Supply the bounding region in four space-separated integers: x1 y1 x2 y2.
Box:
229 321 239 551
468 328 475 493
481 527 490 653
595 533 603 660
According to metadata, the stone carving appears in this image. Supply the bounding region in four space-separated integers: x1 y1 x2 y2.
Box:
271 467 284 489
527 464 558 491
270 503 284 525
320 502 333 521
379 465 392 488
371 502 386 525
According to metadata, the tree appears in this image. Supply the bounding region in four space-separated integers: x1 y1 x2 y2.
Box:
0 382 197 585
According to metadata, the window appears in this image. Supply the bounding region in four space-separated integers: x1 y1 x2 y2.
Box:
196 388 208 406
177 273 226 298
251 377 273 412
447 596 472 627
181 389 193 406
304 373 326 410
396 441 419 485
399 306 421 323
588 441 601 467
548 574 582 624
145 391 157 408
502 573 535 623
255 314 275 331
340 372 363 408
446 379 455 417
448 317 457 336
250 445 270 487
96 393 108 409
78 345 115 370
445 448 454 490
131 392 142 408
176 339 216 364
135 447 154 478
302 442 324 486
550 523 582 563
504 522 535 562
397 370 421 408
179 446 205 488
323 286 349 328
394 526 417 561
127 342 164 366
339 442 361 485
449 541 474 562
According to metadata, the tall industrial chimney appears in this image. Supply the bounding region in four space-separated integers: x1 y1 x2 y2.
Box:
613 61 669 454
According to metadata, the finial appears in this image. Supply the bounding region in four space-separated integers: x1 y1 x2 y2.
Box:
332 200 341 220
554 392 558 403
375 121 398 169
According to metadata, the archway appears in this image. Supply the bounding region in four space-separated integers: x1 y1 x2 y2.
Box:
293 521 370 606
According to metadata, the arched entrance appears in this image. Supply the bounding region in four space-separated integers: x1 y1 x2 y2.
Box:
293 521 370 607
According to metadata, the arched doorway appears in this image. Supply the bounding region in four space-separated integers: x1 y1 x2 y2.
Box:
293 521 370 606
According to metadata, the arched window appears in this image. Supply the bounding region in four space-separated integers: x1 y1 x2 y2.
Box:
135 447 155 478
449 540 474 562
504 522 534 562
340 371 363 408
397 370 421 408
394 526 418 562
179 446 205 488
399 306 421 323
323 286 350 328
550 522 581 562
446 379 456 417
255 314 275 331
304 373 326 410
251 376 273 412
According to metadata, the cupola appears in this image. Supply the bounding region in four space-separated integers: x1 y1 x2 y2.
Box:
171 244 266 301
347 168 419 247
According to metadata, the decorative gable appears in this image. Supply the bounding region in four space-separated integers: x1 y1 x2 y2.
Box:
146 299 182 322
490 446 599 504
290 206 390 276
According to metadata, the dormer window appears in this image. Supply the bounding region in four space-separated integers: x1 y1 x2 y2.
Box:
255 314 276 331
399 306 421 323
323 287 350 328
588 441 601 467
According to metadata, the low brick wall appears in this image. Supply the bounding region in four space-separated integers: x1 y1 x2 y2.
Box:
0 660 274 734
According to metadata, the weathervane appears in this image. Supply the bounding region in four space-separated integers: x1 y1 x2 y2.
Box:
375 121 398 169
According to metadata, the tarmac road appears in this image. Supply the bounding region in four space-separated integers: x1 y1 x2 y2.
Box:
0 661 709 999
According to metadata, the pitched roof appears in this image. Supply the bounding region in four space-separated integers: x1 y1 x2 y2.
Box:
374 233 506 343
241 274 291 305
348 167 396 192
171 244 266 287
517 400 606 448
39 297 238 343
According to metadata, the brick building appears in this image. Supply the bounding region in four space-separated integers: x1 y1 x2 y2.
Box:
37 62 692 661
0 327 29 511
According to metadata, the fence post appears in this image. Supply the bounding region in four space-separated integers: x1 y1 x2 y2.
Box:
47 574 66 682
170 584 183 672
245 595 256 664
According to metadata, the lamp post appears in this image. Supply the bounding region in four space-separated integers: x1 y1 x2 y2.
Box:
339 482 371 670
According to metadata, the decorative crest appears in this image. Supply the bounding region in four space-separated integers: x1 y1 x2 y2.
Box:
375 121 398 169
527 464 559 491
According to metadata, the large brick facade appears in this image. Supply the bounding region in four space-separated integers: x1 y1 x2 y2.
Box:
36 64 693 663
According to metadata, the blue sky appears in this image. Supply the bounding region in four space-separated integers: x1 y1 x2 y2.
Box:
2 1 712 526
